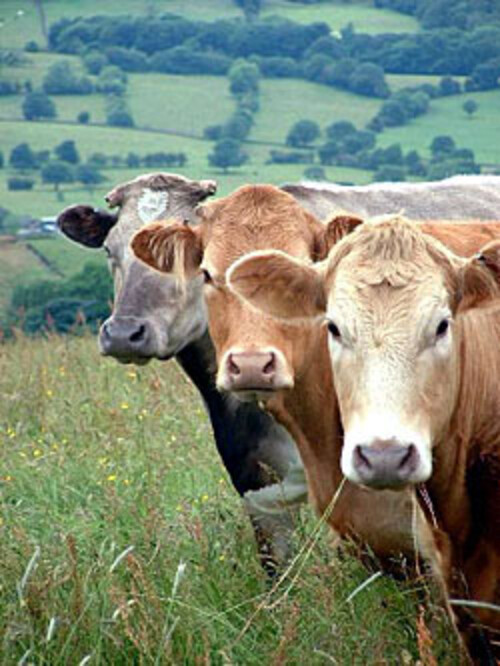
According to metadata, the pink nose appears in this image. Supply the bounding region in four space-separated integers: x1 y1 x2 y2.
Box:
221 348 295 394
352 439 420 489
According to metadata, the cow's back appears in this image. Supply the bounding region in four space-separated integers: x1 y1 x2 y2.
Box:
283 176 500 222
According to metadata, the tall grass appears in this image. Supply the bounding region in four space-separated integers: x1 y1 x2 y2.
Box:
0 334 460 664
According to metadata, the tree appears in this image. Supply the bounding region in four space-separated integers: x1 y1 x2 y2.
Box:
229 60 260 97
43 61 93 94
22 90 56 120
97 65 127 94
55 140 80 165
286 120 320 148
439 76 461 96
348 62 390 98
326 121 356 142
77 111 90 124
75 164 105 192
106 107 135 127
234 0 262 22
208 138 248 172
41 161 74 196
463 99 478 117
9 143 37 170
430 135 456 157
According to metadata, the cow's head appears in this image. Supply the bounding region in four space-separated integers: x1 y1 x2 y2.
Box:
57 172 217 363
226 217 500 488
131 183 361 398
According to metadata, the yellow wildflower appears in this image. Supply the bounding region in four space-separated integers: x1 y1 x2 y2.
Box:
120 402 129 410
107 474 117 482
33 449 42 457
46 389 53 397
201 494 209 503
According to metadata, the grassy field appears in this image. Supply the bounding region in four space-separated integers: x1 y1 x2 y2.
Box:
0 238 52 310
0 333 460 664
28 236 104 277
0 0 417 51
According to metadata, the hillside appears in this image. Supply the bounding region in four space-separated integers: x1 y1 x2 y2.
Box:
1 0 499 322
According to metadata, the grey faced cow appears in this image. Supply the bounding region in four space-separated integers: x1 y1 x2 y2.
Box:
57 172 306 573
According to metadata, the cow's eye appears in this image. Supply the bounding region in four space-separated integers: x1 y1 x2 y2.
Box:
327 320 341 340
435 319 449 338
202 269 213 285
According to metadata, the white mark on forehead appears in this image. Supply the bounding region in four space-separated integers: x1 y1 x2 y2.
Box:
137 188 169 223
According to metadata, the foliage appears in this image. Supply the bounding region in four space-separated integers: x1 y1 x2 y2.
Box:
7 177 35 191
55 140 80 165
0 79 20 96
234 0 262 22
229 59 260 97
8 262 112 334
43 61 93 95
41 160 74 191
463 99 478 116
22 90 56 121
150 47 231 75
268 149 315 164
77 110 90 124
286 119 320 147
105 46 149 73
96 65 127 95
9 143 37 170
208 138 248 172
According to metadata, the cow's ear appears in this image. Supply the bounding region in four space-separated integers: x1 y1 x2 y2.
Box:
131 221 202 277
314 214 363 260
57 205 118 248
227 250 326 320
457 240 500 311
198 179 217 199
105 184 128 208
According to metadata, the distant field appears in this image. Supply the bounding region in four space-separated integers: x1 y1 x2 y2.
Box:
28 236 104 276
0 334 459 664
0 0 417 51
379 88 500 164
0 238 52 309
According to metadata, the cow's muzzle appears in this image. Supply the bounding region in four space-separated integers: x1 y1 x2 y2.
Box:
218 348 293 398
99 315 156 362
352 439 421 489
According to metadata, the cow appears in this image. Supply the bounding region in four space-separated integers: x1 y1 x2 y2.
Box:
57 172 307 574
225 214 500 662
131 185 500 662
283 175 500 222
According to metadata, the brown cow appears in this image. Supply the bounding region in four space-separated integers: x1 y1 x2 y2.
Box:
227 215 500 661
131 186 500 661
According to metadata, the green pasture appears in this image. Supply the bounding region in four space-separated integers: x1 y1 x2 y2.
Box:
379 89 500 165
28 236 104 277
0 0 417 51
0 238 52 310
0 334 459 664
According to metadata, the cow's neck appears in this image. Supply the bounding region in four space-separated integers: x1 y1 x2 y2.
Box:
272 323 343 514
175 332 275 496
428 307 500 551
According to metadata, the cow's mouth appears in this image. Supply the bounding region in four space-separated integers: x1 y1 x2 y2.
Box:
231 388 277 403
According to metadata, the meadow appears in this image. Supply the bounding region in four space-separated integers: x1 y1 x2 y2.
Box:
0 333 461 664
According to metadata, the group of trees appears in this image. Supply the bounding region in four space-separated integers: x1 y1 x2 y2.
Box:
268 117 480 183
6 139 190 193
7 140 105 195
205 59 262 171
4 262 112 336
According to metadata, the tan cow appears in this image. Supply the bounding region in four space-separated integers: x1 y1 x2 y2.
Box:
131 186 500 661
227 215 500 661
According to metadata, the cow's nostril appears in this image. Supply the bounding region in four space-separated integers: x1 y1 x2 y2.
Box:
129 324 146 343
399 443 416 470
228 354 241 376
354 445 372 470
263 352 275 375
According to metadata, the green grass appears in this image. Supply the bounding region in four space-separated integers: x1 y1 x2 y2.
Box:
0 238 52 310
379 88 500 164
0 334 460 664
0 0 417 51
28 236 104 277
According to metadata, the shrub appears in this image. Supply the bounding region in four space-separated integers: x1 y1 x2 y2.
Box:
7 177 35 191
